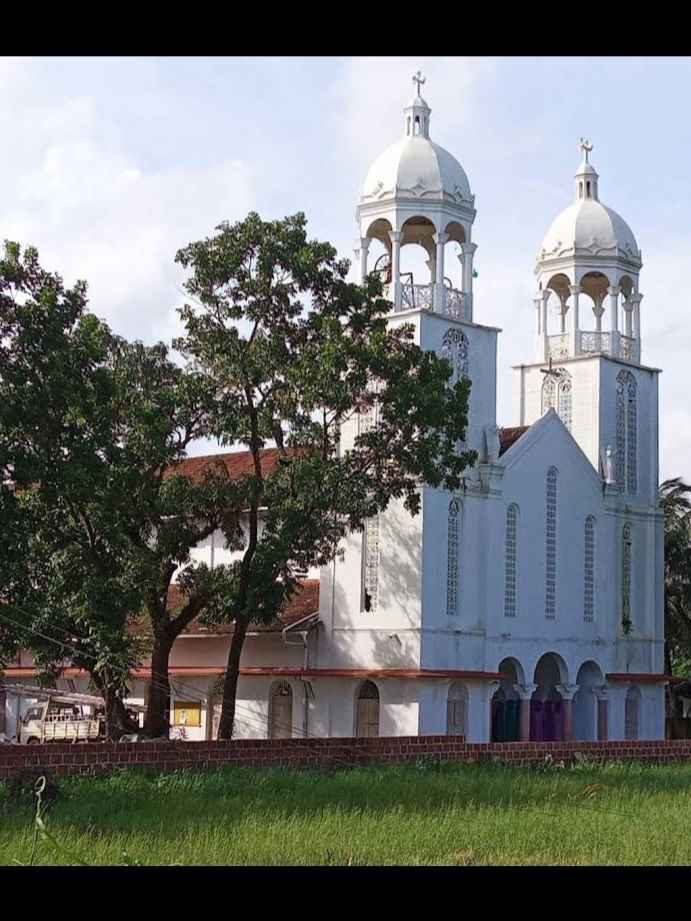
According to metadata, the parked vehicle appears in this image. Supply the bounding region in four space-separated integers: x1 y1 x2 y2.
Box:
3 684 146 743
19 696 100 744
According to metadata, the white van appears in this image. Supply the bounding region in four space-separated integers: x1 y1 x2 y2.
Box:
19 697 100 744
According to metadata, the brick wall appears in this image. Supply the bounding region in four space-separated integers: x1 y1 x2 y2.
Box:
3 737 691 779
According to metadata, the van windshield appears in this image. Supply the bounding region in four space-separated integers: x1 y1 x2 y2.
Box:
23 707 43 722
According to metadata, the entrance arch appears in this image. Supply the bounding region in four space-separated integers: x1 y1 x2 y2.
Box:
492 657 524 742
531 653 568 741
355 680 380 737
573 661 604 741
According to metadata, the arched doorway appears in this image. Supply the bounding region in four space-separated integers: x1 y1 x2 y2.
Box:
446 682 468 737
625 685 641 740
531 653 568 741
492 658 523 742
269 681 293 739
355 680 380 737
573 661 604 741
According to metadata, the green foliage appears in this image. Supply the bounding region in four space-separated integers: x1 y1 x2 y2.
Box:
0 242 138 702
1 211 474 740
659 478 691 676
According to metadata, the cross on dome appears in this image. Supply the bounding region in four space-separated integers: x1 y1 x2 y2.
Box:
580 138 593 163
403 73 431 137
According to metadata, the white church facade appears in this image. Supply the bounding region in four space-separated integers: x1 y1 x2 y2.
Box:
1 77 667 744
308 78 665 744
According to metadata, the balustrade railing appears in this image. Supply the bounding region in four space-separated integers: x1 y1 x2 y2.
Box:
580 331 611 355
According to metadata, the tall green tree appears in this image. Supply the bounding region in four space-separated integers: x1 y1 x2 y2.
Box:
0 242 241 739
0 241 139 734
105 340 243 737
659 477 691 674
175 211 474 740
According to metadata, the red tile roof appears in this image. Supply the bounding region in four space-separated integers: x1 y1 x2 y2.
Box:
165 448 281 483
168 578 320 636
498 426 529 456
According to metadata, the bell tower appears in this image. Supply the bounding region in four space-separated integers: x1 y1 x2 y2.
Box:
514 141 659 501
349 74 499 463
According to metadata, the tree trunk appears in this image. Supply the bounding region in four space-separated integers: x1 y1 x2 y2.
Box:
91 666 138 740
217 618 249 741
143 636 174 738
665 642 682 739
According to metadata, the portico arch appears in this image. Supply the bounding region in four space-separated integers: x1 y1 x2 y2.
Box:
573 661 604 741
531 653 569 741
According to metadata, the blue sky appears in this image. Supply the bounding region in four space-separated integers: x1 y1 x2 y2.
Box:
1 56 690 482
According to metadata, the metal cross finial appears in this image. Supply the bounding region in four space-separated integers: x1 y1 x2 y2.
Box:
580 138 593 162
540 357 559 378
412 70 426 94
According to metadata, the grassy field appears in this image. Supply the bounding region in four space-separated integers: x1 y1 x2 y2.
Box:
2 758 691 865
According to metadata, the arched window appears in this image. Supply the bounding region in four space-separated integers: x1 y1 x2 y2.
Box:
541 368 572 432
362 513 380 613
355 681 380 737
616 369 637 494
441 329 469 383
446 682 468 736
622 522 633 633
269 681 293 739
545 467 558 619
504 503 518 618
446 499 461 617
625 685 641 740
584 515 595 622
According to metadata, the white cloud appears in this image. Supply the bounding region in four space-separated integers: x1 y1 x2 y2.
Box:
0 59 255 344
2 56 690 486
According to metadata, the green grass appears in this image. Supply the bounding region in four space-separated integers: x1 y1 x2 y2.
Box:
2 758 691 865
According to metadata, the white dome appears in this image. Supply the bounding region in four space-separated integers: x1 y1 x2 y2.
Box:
361 135 472 204
538 198 640 263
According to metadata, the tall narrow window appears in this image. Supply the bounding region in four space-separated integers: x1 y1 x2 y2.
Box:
363 514 380 612
446 499 460 617
542 376 557 412
622 522 632 632
504 503 518 618
441 329 469 383
360 393 379 613
557 372 572 431
541 368 572 432
584 515 595 623
616 370 637 493
545 467 558 619
442 329 469 454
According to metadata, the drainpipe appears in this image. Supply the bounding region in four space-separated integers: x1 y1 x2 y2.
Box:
282 612 319 737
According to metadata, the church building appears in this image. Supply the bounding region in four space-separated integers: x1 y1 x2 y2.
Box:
1 77 667 744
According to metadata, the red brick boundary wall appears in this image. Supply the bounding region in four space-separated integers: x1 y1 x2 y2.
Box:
2 736 691 779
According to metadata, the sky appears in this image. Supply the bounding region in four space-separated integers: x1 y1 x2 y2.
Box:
1 55 690 484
